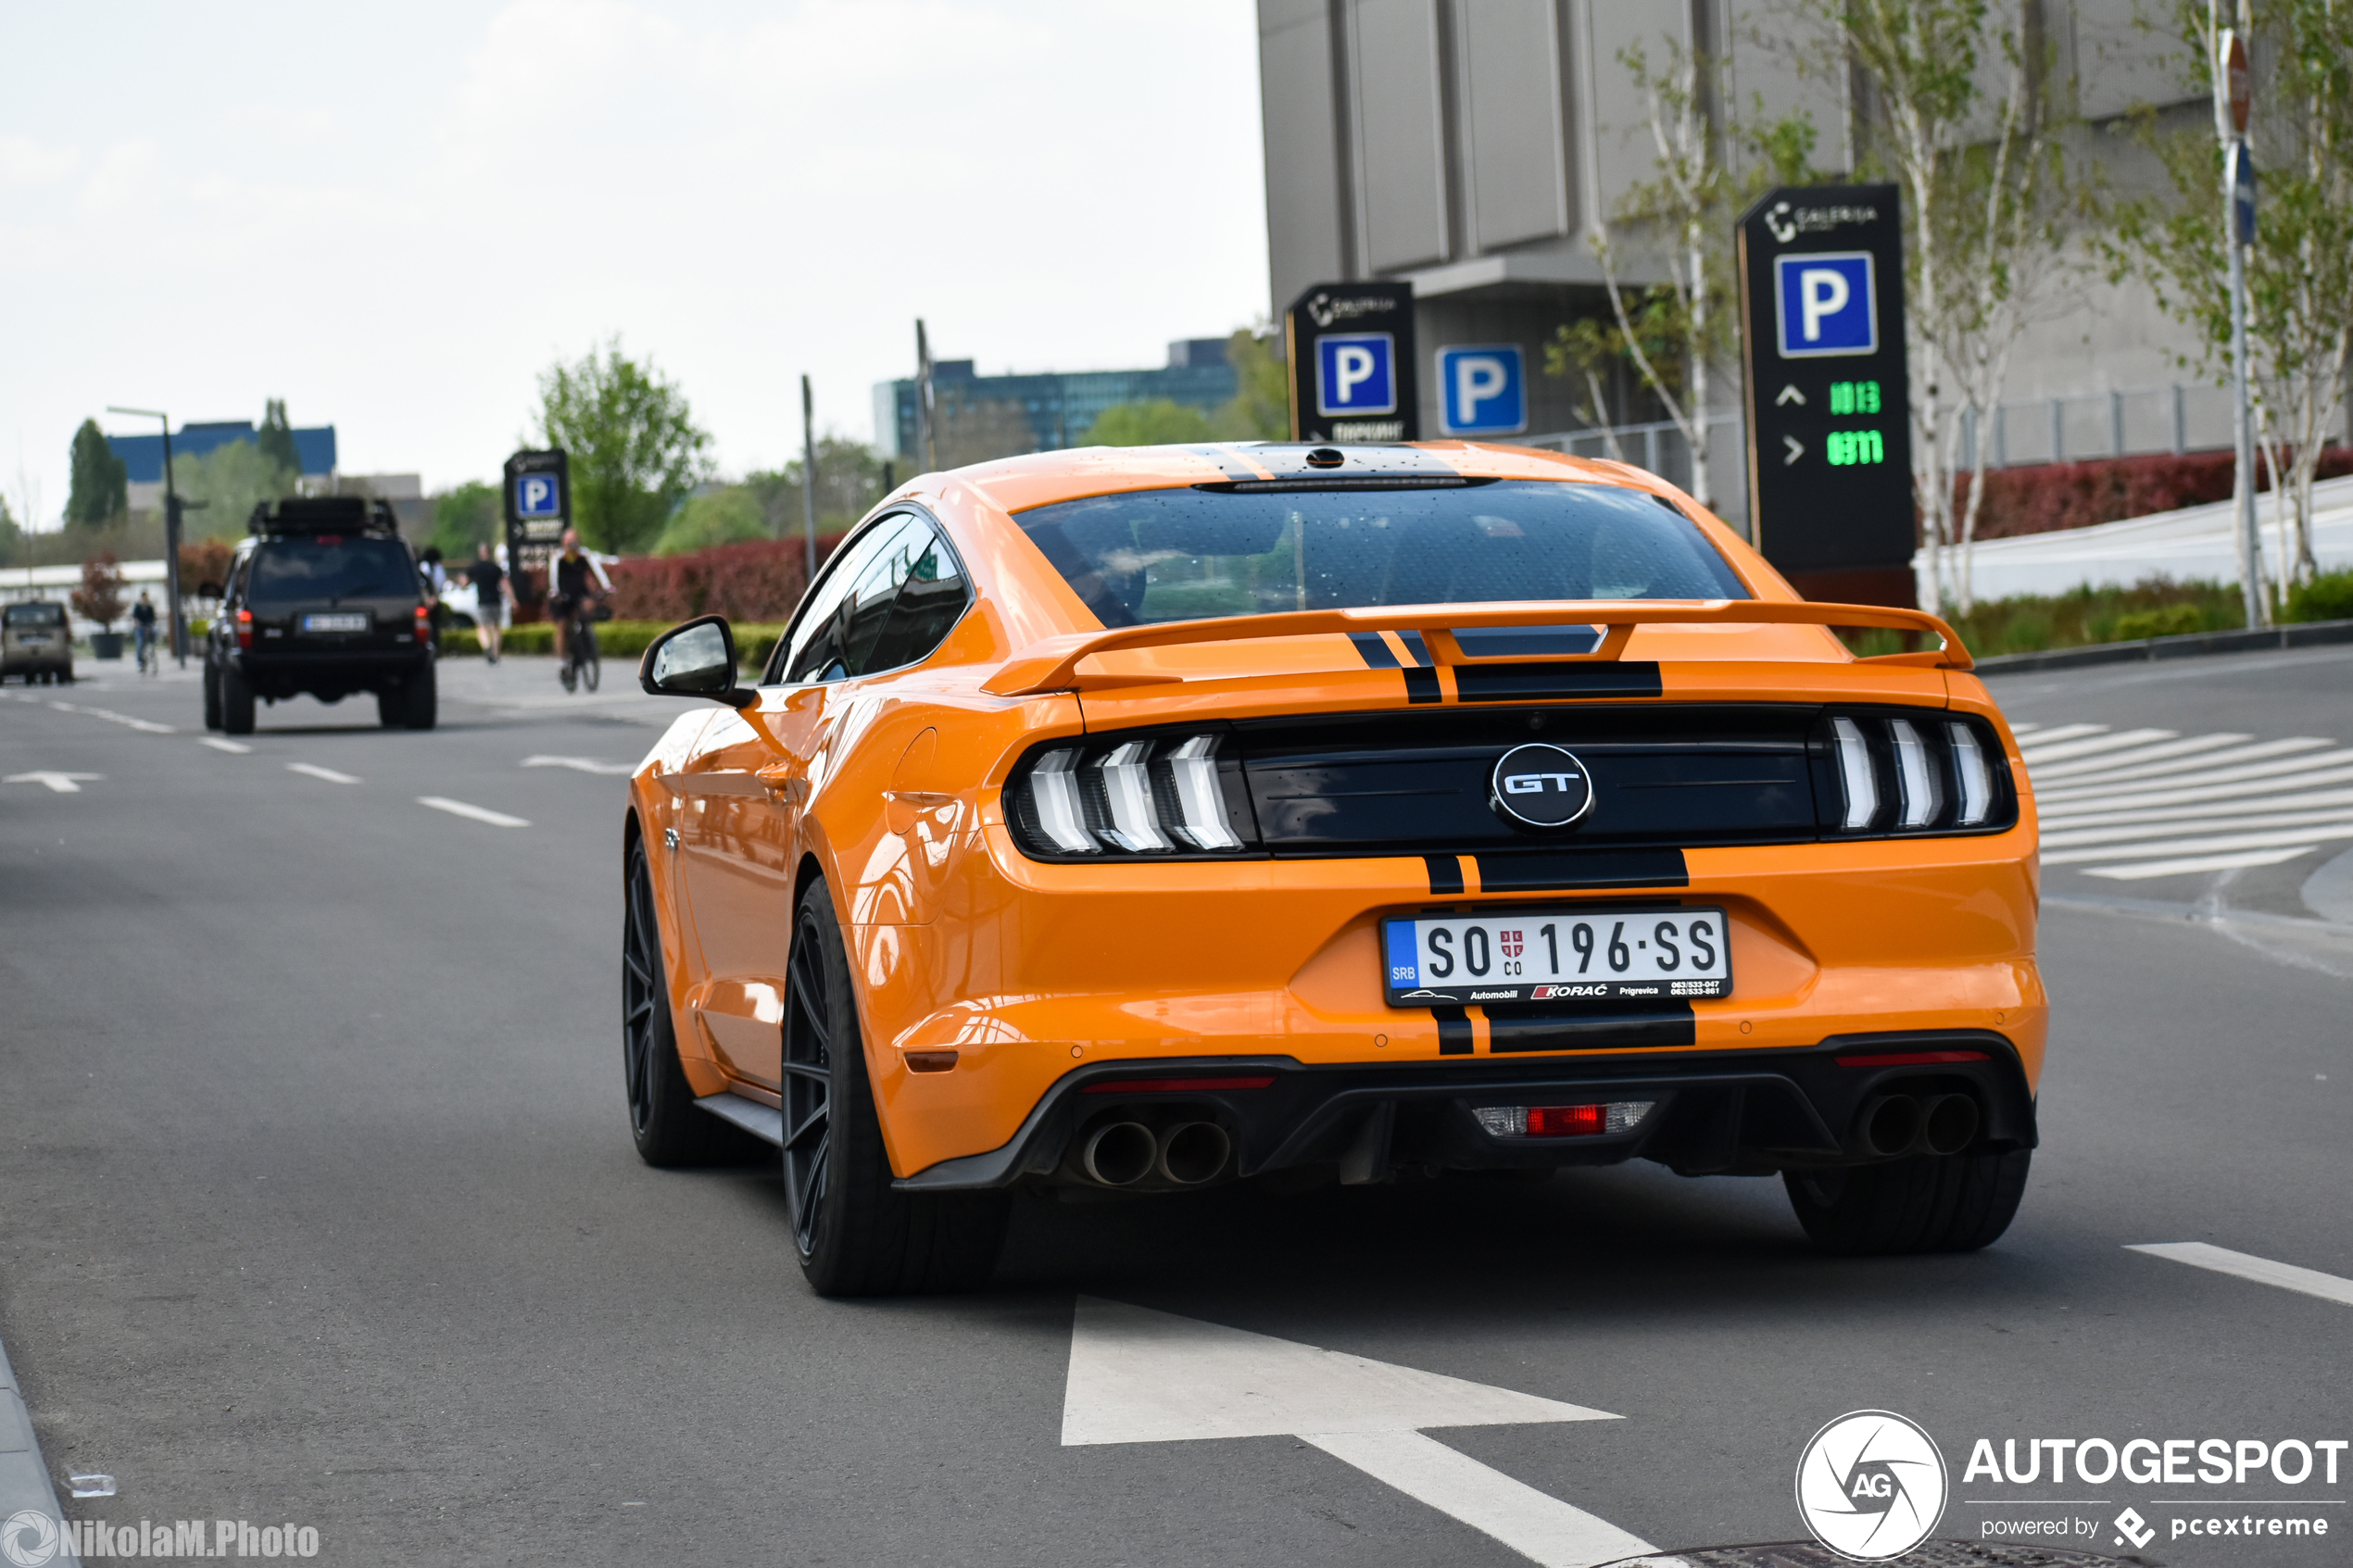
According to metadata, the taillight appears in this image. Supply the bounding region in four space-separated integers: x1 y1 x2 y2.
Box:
1007 730 1255 859
414 605 430 639
1819 711 2010 835
1474 1101 1655 1138
235 608 253 651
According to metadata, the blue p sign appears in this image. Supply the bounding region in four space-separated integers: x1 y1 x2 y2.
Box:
1774 252 1878 358
1315 332 1396 417
514 473 561 519
1437 345 1526 435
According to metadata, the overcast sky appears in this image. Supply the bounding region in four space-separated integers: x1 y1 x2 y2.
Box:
1 0 1268 526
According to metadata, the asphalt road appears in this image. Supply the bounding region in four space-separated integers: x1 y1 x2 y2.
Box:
2 649 2347 1567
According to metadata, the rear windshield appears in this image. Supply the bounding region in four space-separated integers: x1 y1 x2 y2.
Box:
1012 480 1748 628
247 538 418 606
4 603 65 627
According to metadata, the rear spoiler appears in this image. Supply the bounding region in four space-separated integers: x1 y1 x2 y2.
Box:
979 599 1969 697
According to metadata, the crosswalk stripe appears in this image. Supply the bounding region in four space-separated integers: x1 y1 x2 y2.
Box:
2084 848 2316 880
2044 808 2353 849
2012 722 2108 748
2024 733 2253 782
2035 755 2353 809
2042 784 2353 830
2016 727 2175 766
2027 735 2326 788
2128 1242 2353 1307
2043 822 2353 865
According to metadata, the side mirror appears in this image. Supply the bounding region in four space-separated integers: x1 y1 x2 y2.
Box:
639 615 752 707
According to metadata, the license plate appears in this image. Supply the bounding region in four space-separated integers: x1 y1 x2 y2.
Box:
1382 907 1731 1007
15 634 51 646
301 612 369 633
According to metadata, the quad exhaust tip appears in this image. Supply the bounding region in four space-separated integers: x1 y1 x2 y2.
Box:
1854 1092 1981 1159
1920 1092 1981 1157
1081 1122 1156 1186
1155 1122 1231 1185
1078 1120 1233 1186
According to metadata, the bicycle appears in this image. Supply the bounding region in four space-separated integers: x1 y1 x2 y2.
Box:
559 602 602 693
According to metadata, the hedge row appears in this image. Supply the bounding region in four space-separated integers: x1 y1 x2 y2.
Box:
441 621 787 673
606 536 848 623
1960 447 2353 540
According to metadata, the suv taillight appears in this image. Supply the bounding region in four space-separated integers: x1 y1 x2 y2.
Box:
414 605 430 640
235 608 253 651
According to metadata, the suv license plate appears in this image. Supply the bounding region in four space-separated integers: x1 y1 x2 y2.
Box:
301 613 370 633
1382 907 1730 1008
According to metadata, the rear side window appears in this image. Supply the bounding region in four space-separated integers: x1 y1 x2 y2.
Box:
4 604 65 627
776 515 969 684
247 539 418 606
1013 480 1749 628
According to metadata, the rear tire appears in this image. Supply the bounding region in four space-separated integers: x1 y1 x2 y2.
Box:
204 661 223 730
622 835 739 1166
1784 1150 2031 1255
784 878 1008 1296
221 664 256 735
402 665 436 731
376 689 402 728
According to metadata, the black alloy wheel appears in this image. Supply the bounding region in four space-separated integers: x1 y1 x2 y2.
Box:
622 834 732 1165
782 878 1009 1297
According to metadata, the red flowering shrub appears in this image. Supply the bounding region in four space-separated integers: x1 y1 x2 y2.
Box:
607 534 848 625
1960 447 2353 541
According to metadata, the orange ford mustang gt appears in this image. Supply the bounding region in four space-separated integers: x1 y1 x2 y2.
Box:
621 441 2044 1296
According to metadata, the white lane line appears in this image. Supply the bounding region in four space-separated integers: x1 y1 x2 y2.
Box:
2026 733 2255 782
2045 823 2353 865
418 796 529 828
287 763 360 784
5 771 101 794
2128 1243 2353 1307
2041 784 2353 830
521 754 635 775
46 700 173 734
2037 747 2353 801
2043 809 2353 849
2037 760 2353 813
2028 736 2333 790
1302 1430 1655 1568
2083 848 2317 880
1063 1296 1649 1568
2013 722 2107 748
2018 728 2176 767
200 738 252 754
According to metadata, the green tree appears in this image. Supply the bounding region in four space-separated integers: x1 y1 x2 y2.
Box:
653 485 768 555
535 339 713 553
67 419 127 528
1212 328 1290 440
429 481 502 558
0 491 19 567
743 434 899 538
173 438 297 537
258 398 300 474
1084 398 1217 445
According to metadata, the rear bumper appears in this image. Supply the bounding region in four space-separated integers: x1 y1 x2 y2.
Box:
892 1029 2036 1190
228 646 432 690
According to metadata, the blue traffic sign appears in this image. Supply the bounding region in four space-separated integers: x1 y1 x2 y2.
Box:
514 472 562 519
1315 332 1397 417
1774 252 1878 358
1436 345 1527 435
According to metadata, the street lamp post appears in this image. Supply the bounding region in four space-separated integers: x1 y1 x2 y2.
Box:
107 405 187 667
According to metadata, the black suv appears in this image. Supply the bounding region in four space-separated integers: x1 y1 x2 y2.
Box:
204 496 436 734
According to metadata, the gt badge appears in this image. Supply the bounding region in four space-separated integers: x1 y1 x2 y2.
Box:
1490 743 1594 830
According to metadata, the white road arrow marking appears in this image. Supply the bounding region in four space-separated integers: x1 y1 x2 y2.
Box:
287 763 360 784
521 754 635 775
1063 1297 1653 1568
1775 383 1806 406
2129 1242 2353 1307
1781 434 1805 466
418 796 530 828
6 772 102 794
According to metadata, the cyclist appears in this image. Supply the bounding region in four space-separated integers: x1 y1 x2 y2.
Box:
547 530 606 690
131 591 158 674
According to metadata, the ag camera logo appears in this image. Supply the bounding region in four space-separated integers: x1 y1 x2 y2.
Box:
1794 1410 1948 1561
1774 252 1878 358
1 1511 60 1568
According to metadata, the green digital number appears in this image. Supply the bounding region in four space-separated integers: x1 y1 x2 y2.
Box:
1826 429 1886 466
1829 380 1882 417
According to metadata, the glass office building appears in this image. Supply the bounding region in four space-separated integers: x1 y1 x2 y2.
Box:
873 339 1238 464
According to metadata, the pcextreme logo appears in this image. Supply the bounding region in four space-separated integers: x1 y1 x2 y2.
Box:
1794 1410 1949 1562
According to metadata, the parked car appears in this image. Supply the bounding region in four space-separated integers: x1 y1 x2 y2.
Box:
622 442 2041 1297
2 601 75 683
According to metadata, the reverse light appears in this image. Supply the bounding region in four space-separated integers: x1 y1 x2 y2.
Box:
1010 732 1252 859
1474 1101 1655 1138
1831 717 1879 830
1948 721 1994 825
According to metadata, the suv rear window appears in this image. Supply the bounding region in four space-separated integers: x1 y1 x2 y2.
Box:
4 603 66 627
247 539 418 606
1012 480 1749 628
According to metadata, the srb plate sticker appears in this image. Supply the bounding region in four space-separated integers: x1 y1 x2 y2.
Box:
1381 907 1731 1008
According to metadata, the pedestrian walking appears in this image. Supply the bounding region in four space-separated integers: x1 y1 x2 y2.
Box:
466 542 513 663
130 590 158 675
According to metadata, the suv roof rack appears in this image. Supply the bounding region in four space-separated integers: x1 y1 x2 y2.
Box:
250 495 400 536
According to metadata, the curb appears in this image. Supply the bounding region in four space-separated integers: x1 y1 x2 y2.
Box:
0 1334 80 1566
1974 616 2353 674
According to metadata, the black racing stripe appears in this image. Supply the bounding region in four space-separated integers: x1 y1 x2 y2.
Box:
1434 1006 1474 1056
1453 661 1664 701
1397 630 1433 667
1348 631 1400 669
1474 848 1690 891
1484 1005 1696 1053
1402 666 1442 704
1423 853 1465 894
